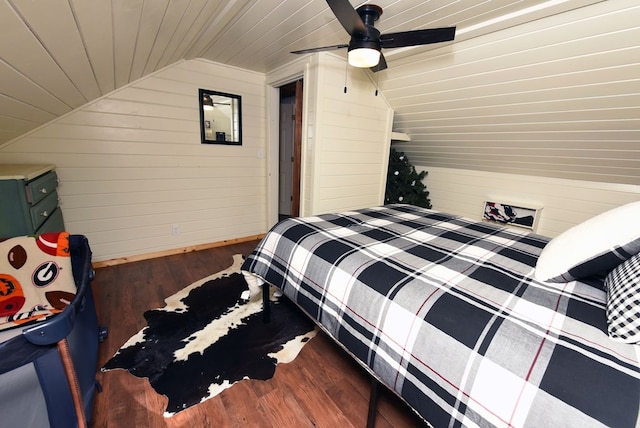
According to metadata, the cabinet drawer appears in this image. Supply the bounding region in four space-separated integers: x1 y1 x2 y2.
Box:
26 170 58 205
30 191 59 230
35 207 65 234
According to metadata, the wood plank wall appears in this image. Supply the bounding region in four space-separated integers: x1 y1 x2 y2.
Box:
384 0 640 186
303 53 394 215
0 59 267 262
419 165 640 238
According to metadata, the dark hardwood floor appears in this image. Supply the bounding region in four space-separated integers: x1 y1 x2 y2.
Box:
90 239 428 427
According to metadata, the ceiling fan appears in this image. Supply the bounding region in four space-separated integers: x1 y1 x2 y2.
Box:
291 0 456 72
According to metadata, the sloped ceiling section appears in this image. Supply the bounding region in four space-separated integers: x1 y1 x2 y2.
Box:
0 0 253 144
386 0 640 185
1 0 638 185
0 0 605 145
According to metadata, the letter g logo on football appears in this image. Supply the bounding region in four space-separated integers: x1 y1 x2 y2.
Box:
33 262 60 287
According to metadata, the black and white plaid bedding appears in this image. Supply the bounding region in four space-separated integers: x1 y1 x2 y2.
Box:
241 204 640 427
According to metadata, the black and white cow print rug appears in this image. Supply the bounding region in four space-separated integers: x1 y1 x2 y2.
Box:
102 254 317 416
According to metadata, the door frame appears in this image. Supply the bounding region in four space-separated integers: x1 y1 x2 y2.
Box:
291 80 302 217
276 80 302 218
266 59 309 227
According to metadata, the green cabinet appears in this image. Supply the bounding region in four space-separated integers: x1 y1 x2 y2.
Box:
0 164 65 238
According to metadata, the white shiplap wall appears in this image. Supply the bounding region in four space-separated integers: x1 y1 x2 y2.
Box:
302 53 394 215
0 59 267 262
419 165 640 238
385 0 640 186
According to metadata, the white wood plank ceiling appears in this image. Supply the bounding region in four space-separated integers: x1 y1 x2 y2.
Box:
1 0 639 184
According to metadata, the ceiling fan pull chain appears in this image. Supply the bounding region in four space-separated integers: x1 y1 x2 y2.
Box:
375 72 379 96
344 58 348 93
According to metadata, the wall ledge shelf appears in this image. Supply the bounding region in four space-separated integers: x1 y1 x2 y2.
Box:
391 131 410 142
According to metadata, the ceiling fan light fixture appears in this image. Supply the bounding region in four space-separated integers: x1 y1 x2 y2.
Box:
292 1 455 73
203 94 214 110
348 47 380 68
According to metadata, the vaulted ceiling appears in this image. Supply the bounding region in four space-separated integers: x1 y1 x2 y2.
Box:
2 0 639 184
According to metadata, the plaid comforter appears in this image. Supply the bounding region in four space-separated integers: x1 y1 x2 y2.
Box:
241 204 640 427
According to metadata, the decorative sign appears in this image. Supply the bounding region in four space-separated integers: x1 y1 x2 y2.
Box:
483 201 540 230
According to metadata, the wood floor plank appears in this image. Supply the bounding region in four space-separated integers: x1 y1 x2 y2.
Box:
90 240 429 427
325 377 370 428
258 387 315 427
167 397 228 428
219 381 263 426
281 362 358 428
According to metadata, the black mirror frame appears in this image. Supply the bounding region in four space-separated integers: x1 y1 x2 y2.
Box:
199 88 242 145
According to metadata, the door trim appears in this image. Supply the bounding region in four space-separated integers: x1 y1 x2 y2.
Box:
291 79 303 217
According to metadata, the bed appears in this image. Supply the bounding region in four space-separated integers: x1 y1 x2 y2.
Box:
241 203 640 427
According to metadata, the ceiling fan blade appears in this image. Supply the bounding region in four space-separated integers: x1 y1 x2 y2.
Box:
380 27 456 49
370 53 387 73
291 44 349 54
326 0 366 36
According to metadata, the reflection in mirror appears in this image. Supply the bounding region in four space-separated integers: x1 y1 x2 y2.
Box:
199 89 242 145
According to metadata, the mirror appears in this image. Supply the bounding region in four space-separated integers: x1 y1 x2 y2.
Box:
199 89 242 145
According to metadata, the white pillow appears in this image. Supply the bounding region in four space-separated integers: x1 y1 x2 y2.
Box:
534 201 640 283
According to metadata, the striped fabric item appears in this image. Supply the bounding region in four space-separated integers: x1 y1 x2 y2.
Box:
242 204 640 428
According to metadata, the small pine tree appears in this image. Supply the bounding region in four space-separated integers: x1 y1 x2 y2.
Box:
385 148 432 208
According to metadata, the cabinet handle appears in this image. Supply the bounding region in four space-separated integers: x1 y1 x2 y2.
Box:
39 188 47 194
41 211 49 217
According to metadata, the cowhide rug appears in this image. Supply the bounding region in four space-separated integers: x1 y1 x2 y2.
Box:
102 254 317 416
